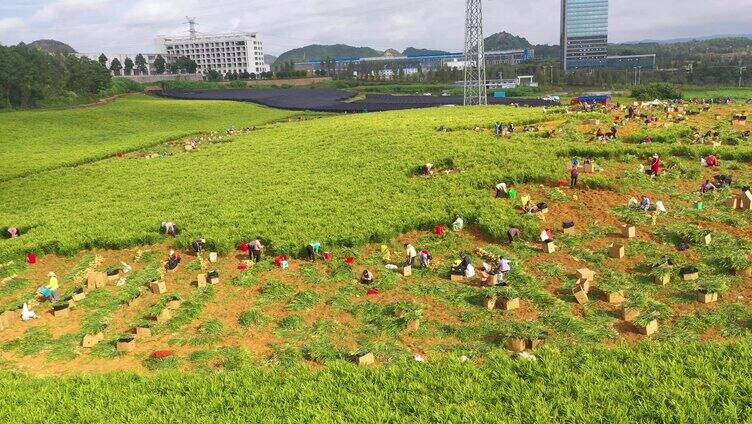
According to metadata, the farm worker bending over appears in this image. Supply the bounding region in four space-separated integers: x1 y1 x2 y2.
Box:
649 154 661 176
419 250 432 268
705 154 719 167
380 245 391 262
307 241 321 261
507 227 521 243
250 239 263 263
7 227 19 238
479 263 493 283
452 217 464 231
497 258 512 283
361 270 374 285
701 180 717 193
640 196 651 212
21 303 37 321
192 239 206 254
452 255 472 276
161 221 179 236
166 250 181 270
46 272 59 302
464 263 476 278
404 244 417 267
495 183 508 198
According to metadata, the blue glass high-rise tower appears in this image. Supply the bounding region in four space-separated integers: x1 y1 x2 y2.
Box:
561 0 609 71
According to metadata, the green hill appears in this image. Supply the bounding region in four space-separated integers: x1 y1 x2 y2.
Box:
484 31 533 51
274 44 383 67
402 47 451 56
28 39 77 54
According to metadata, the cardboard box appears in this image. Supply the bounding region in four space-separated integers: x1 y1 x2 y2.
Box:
562 226 575 235
156 308 172 324
727 196 739 209
135 327 151 338
573 286 589 304
167 300 182 310
529 338 545 350
736 268 752 278
357 352 375 366
149 281 167 294
576 268 595 282
72 292 86 302
610 245 625 259
578 278 591 294
606 290 625 304
543 242 556 254
53 307 69 317
450 274 465 282
500 298 520 311
402 266 412 277
210 277 220 285
740 191 752 210
697 291 718 304
622 308 640 321
82 332 104 348
485 296 497 310
87 271 106 290
655 274 671 286
209 252 218 263
196 274 207 288
0 310 18 330
638 319 658 336
107 273 120 282
506 338 526 352
116 339 136 353
622 225 636 239
585 119 601 125
682 272 700 281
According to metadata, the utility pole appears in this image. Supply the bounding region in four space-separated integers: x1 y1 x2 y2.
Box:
186 16 198 38
463 0 487 106
740 66 747 88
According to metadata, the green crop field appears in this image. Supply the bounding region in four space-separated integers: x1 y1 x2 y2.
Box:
0 94 309 181
1 94 752 422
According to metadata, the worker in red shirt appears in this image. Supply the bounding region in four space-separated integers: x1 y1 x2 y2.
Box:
650 154 661 176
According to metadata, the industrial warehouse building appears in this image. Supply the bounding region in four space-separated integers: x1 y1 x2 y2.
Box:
293 49 535 77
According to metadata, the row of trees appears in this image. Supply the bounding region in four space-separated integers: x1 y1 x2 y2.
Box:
0 43 111 108
95 54 197 76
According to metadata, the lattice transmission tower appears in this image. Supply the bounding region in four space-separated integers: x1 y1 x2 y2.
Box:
463 0 487 105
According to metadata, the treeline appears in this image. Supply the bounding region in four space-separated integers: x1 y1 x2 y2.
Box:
0 43 111 109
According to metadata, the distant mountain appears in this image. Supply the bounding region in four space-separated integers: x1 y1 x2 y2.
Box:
484 31 532 51
274 44 383 67
28 39 76 54
624 34 752 44
264 54 277 66
402 47 451 56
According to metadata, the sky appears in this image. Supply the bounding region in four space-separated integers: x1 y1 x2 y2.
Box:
0 0 750 56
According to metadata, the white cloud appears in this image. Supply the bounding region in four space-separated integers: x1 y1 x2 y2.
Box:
1 0 751 55
32 0 113 23
0 17 24 33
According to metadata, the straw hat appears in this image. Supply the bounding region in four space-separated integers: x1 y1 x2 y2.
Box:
47 271 56 277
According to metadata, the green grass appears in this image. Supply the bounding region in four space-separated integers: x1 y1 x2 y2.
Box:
0 94 306 181
3 341 752 422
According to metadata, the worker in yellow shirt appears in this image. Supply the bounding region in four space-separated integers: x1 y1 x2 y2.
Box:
46 272 60 302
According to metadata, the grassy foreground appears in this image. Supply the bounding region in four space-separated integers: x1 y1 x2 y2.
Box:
0 94 305 181
1 340 751 423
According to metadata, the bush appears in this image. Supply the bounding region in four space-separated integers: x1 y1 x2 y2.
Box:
632 83 683 100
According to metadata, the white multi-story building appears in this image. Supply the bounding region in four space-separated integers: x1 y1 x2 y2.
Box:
155 32 269 76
